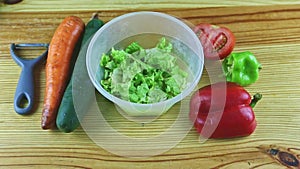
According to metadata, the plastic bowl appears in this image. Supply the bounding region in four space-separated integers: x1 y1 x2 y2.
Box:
86 11 204 117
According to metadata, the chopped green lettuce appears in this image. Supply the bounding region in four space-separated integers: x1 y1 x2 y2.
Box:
156 37 173 53
125 42 143 54
100 37 188 104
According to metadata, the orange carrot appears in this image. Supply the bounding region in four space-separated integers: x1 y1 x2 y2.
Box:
42 16 85 129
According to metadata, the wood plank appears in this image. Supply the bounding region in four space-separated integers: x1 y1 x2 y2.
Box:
0 4 300 168
1 0 300 12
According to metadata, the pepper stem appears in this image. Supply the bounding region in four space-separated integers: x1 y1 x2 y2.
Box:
258 64 262 70
91 12 99 20
250 93 262 108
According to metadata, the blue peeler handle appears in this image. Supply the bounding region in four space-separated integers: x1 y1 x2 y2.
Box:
10 43 49 115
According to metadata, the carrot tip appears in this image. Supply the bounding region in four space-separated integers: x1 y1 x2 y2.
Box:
41 122 55 130
41 113 55 130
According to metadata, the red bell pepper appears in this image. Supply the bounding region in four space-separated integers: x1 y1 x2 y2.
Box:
189 82 262 139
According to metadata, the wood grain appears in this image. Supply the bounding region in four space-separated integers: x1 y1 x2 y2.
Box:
1 3 300 169
1 0 300 12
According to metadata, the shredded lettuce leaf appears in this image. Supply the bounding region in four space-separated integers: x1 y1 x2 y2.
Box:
125 42 143 54
156 37 173 53
100 37 188 104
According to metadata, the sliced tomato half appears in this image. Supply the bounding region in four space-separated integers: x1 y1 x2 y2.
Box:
194 23 235 60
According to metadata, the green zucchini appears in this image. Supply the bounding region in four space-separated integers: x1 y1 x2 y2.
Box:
56 14 104 133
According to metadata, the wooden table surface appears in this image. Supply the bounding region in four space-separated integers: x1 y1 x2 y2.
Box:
1 1 300 168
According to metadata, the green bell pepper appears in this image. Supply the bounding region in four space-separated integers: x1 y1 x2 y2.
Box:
222 51 262 86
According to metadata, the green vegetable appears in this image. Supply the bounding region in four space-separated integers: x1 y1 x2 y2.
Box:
56 14 104 133
100 37 188 104
125 42 143 54
222 51 262 86
156 37 172 53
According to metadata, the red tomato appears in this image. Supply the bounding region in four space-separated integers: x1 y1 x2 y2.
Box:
194 23 235 60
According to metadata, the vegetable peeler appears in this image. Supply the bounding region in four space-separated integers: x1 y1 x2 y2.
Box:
10 43 49 115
